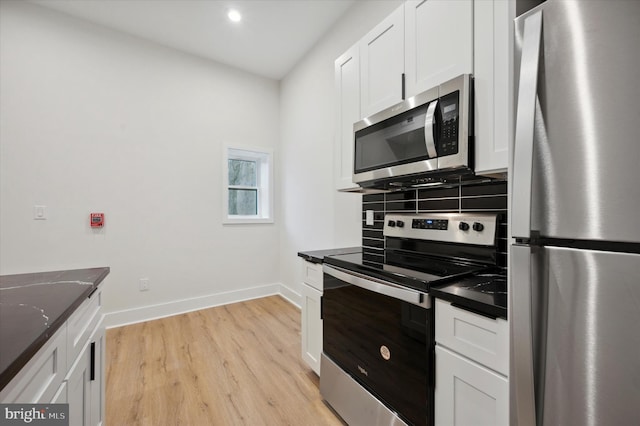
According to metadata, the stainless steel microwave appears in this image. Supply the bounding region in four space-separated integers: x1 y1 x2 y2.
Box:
353 74 472 189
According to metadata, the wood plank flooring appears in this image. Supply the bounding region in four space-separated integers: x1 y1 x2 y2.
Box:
105 295 344 426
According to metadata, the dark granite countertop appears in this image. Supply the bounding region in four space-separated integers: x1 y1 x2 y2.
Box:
297 247 362 264
0 267 110 390
430 273 507 319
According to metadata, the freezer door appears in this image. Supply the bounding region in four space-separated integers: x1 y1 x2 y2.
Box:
511 245 640 425
512 1 640 243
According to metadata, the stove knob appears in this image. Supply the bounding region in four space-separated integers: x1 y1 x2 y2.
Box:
473 222 485 232
388 220 396 227
396 220 405 228
459 222 470 231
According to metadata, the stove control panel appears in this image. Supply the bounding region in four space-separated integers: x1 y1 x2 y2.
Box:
412 218 448 230
384 213 498 246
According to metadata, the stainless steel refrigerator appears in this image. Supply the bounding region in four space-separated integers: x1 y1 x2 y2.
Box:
510 1 640 425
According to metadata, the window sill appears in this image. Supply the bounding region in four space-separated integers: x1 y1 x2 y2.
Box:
223 216 274 225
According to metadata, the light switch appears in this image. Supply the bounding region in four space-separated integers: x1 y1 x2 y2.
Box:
365 210 374 226
33 205 47 220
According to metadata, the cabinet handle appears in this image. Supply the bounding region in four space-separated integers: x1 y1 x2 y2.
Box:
90 342 96 381
320 295 323 320
401 73 406 100
87 287 98 299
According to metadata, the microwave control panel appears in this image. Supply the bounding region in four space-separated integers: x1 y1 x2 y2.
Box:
438 90 460 156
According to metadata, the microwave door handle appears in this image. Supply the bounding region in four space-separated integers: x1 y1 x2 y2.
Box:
424 100 438 158
513 10 542 239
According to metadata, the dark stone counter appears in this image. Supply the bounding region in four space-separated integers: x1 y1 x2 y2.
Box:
0 267 110 390
297 247 362 264
430 272 507 319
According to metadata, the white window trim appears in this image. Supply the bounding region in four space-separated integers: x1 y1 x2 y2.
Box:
223 145 274 225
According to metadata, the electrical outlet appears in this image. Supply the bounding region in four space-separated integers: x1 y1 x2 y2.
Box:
139 278 150 292
365 210 374 226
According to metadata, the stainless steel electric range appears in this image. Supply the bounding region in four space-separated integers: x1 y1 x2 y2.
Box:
320 212 502 426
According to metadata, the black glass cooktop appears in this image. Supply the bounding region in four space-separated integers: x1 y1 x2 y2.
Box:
324 252 492 292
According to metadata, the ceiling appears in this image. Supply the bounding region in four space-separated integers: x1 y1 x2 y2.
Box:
29 0 356 80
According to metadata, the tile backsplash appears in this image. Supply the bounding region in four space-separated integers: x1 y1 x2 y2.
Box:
362 180 508 270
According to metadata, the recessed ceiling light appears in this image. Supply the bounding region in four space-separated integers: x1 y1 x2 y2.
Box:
228 9 242 23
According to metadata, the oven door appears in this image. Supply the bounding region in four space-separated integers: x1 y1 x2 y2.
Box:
322 264 433 426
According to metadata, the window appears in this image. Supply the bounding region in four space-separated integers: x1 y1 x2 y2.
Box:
223 146 273 224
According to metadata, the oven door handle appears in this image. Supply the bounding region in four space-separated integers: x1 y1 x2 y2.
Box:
323 264 430 308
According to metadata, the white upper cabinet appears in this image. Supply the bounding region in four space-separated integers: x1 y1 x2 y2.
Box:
473 0 515 175
405 0 473 98
334 44 361 191
360 5 405 118
334 0 513 190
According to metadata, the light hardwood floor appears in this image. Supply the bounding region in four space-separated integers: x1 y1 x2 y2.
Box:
106 295 344 426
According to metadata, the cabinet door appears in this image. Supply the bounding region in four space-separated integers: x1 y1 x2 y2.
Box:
335 43 360 190
67 289 101 368
300 283 323 375
360 4 404 118
435 345 508 426
473 0 514 175
405 0 473 98
66 343 91 426
0 325 67 403
51 382 67 404
90 319 105 426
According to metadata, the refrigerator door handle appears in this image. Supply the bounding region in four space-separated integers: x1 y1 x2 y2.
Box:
512 11 543 239
510 244 537 426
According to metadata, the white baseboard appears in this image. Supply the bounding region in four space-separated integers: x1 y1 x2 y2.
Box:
278 283 301 309
104 282 297 329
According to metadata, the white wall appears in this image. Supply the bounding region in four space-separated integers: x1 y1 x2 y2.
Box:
279 0 403 298
0 1 281 321
0 0 405 322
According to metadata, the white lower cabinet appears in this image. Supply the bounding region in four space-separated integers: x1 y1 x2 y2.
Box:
1 283 106 426
67 317 105 426
51 382 67 403
90 323 106 426
66 339 91 426
301 283 322 375
435 346 508 426
300 260 323 375
0 325 67 403
435 299 508 426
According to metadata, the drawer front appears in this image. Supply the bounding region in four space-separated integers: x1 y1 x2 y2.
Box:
0 325 67 403
67 288 102 368
435 299 508 375
302 261 323 291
